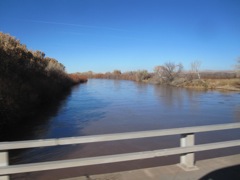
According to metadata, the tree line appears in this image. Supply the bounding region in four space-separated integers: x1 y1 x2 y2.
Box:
79 61 239 83
78 60 239 91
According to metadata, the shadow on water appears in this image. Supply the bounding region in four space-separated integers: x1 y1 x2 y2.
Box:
3 88 72 165
0 89 71 142
2 83 109 167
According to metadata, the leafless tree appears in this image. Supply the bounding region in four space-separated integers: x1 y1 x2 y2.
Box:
155 62 183 82
191 60 201 79
236 58 240 78
154 66 165 78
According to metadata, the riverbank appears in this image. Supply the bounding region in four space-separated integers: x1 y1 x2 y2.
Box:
178 78 240 91
150 78 240 91
80 71 240 91
0 32 87 133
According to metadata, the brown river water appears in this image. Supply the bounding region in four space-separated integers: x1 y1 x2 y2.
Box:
2 79 240 179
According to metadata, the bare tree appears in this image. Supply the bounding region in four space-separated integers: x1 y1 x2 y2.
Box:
236 58 240 70
154 66 164 78
191 60 201 79
236 58 240 78
156 62 183 82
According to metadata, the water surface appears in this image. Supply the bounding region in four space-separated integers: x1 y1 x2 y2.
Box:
8 79 240 179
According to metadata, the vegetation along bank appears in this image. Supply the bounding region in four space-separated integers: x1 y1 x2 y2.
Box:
0 32 87 131
79 62 240 91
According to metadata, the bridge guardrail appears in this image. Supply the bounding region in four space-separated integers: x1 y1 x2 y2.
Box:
1 122 240 180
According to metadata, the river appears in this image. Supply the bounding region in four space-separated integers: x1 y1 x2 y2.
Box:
6 79 240 179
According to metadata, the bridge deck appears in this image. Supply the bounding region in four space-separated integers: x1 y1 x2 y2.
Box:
62 154 240 180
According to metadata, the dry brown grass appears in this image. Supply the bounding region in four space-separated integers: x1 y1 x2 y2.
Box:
205 78 240 91
68 73 88 84
174 78 240 91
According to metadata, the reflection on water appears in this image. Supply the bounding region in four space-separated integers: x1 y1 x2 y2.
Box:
4 79 240 179
0 89 72 142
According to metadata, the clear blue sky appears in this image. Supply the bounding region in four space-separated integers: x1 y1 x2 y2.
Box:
0 0 240 73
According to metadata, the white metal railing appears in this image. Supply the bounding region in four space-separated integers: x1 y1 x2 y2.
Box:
1 123 240 180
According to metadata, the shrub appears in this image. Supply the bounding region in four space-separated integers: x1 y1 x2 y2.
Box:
0 32 83 129
135 70 150 82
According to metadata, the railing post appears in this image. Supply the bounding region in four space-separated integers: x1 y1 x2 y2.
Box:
178 133 198 171
0 151 9 180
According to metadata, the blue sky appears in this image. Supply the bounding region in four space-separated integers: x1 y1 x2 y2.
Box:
0 0 240 73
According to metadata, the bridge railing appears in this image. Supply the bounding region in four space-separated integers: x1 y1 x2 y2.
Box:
1 122 240 180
